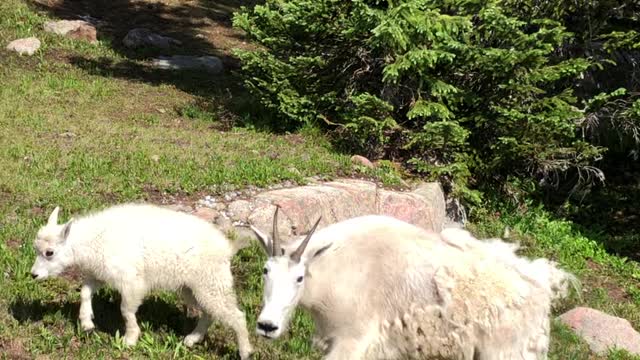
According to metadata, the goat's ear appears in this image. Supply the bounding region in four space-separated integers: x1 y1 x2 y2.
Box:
47 206 60 226
313 243 332 258
303 243 332 265
60 220 73 241
249 225 272 255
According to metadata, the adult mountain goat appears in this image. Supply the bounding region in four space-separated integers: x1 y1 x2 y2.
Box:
250 208 576 360
29 204 253 359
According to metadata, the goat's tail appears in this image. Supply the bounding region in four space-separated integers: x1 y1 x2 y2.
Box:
530 258 580 302
548 262 580 302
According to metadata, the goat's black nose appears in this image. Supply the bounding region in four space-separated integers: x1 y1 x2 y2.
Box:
257 321 279 333
30 273 38 279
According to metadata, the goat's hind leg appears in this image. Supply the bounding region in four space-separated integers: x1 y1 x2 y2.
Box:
324 338 369 360
192 280 253 360
180 287 213 347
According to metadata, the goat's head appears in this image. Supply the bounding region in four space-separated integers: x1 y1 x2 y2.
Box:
250 206 328 339
30 206 74 280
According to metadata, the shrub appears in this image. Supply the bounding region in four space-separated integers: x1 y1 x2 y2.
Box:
233 0 605 204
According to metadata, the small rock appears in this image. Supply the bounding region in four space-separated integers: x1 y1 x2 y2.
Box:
44 20 93 36
558 307 640 356
123 28 181 49
6 37 40 56
67 23 97 43
163 204 192 213
150 154 160 162
351 155 374 168
228 200 252 222
192 207 219 223
223 193 235 202
214 215 233 232
151 55 223 74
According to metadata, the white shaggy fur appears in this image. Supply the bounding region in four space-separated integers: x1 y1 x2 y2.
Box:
252 214 576 360
30 204 253 359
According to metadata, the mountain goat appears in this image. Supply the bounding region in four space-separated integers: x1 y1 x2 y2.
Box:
29 204 253 359
250 208 576 360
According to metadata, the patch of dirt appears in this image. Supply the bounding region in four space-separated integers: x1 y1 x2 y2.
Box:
32 0 259 61
29 0 267 134
585 260 630 302
141 184 204 205
5 238 23 250
0 337 30 360
45 48 75 64
30 206 45 216
285 133 306 145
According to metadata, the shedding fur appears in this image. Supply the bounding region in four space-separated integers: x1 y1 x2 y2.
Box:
29 203 253 359
252 214 576 360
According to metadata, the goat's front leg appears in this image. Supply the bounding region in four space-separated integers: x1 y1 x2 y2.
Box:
119 285 145 346
79 277 102 332
324 338 368 360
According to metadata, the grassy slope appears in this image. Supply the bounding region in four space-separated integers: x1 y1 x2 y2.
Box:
0 0 342 358
0 0 639 359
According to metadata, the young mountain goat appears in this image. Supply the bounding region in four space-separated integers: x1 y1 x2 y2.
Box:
250 208 576 360
30 204 253 359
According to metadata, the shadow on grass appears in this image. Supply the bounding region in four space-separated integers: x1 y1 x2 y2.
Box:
29 0 260 65
546 158 640 262
9 291 196 337
27 0 273 129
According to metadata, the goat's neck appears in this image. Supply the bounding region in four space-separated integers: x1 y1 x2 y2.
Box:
66 223 105 274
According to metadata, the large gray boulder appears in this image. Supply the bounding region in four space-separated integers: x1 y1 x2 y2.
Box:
245 179 445 239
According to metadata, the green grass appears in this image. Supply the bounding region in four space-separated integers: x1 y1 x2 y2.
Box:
1 0 639 359
0 0 344 358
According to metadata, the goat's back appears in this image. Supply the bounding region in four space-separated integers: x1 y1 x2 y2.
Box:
69 203 233 289
303 219 571 359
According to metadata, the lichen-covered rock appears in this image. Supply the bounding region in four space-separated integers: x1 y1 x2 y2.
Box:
247 179 445 241
6 37 40 56
67 23 97 43
558 307 640 356
350 155 374 168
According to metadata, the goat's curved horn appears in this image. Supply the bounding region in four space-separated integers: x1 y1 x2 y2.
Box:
271 205 281 257
290 216 322 263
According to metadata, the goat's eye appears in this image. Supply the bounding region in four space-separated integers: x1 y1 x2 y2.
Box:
296 276 304 283
45 250 54 257
262 267 268 275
